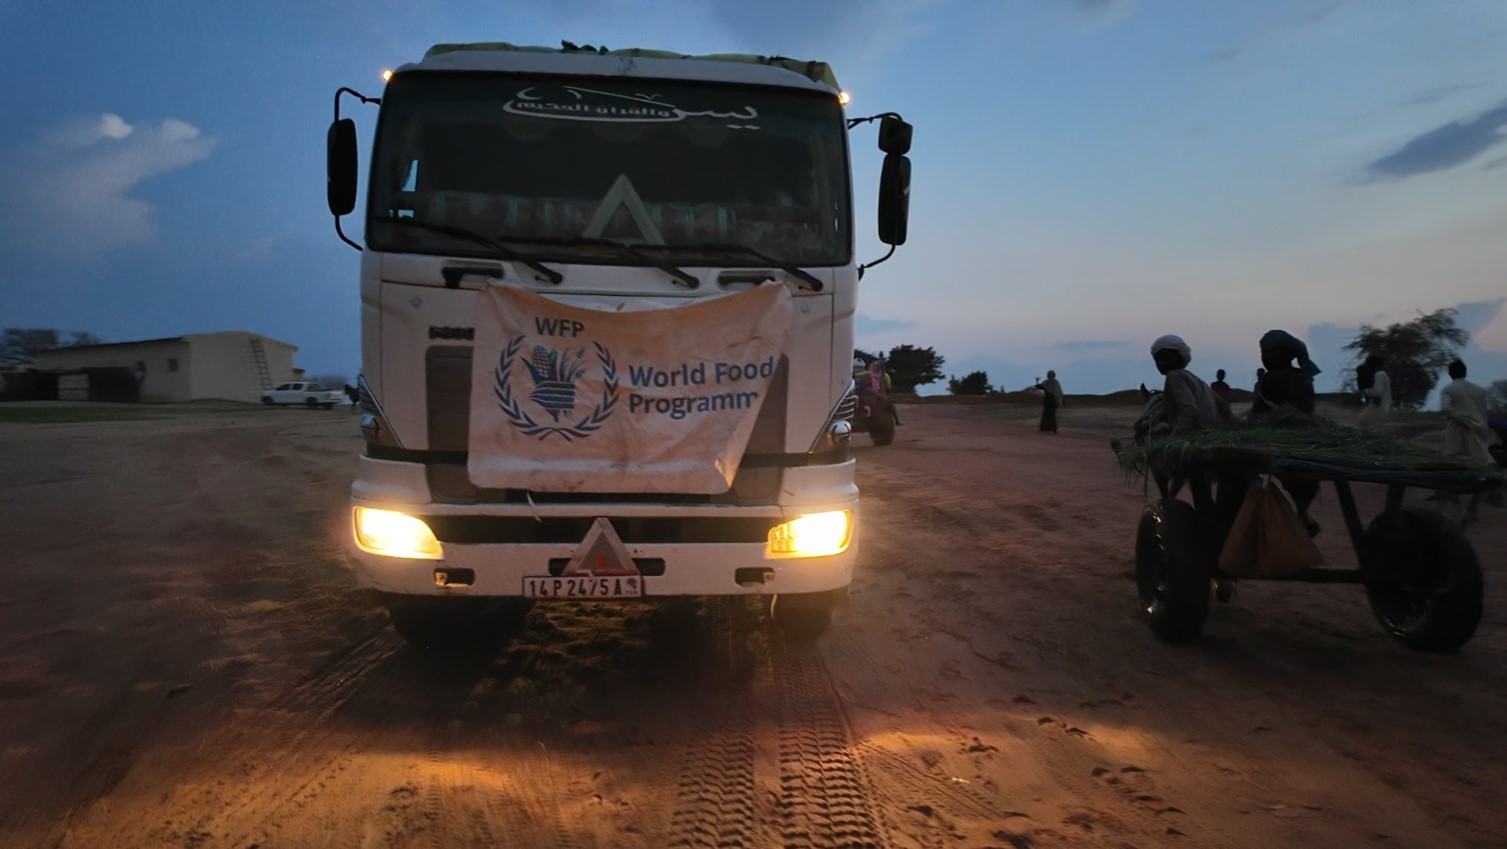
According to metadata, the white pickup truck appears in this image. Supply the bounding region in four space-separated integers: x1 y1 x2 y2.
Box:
261 382 344 409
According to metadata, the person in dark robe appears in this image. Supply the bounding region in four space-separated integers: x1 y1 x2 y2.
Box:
1211 369 1232 401
1250 329 1321 531
1034 370 1063 433
1250 330 1317 418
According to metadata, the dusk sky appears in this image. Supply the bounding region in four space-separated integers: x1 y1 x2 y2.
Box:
3 0 1505 396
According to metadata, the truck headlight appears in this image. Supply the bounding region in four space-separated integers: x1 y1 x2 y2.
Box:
767 510 853 557
353 507 443 559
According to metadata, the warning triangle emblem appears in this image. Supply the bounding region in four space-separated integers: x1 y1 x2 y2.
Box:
562 517 640 577
582 174 665 245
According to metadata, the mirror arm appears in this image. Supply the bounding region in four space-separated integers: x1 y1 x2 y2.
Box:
335 217 362 252
334 86 381 121
857 244 896 280
846 111 901 131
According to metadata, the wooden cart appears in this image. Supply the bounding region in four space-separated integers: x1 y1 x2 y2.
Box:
1128 446 1502 651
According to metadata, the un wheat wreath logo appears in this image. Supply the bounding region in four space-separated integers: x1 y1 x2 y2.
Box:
494 337 618 441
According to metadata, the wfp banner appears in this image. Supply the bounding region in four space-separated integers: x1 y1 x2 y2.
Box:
468 283 794 493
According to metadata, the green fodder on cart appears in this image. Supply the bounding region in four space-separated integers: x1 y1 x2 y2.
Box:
1115 409 1465 480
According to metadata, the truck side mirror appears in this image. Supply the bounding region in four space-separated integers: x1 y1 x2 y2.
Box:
327 118 358 217
878 115 912 155
877 153 910 246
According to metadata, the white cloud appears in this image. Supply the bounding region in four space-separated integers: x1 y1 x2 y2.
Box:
0 113 217 255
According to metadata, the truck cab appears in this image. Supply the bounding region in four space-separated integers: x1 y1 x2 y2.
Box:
327 43 911 647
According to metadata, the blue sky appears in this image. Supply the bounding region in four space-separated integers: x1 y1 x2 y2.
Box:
2 0 1505 396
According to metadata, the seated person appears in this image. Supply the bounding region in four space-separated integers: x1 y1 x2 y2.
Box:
1250 330 1318 418
1149 335 1221 434
1250 329 1322 531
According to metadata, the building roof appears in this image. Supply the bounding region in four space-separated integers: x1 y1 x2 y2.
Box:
35 330 297 353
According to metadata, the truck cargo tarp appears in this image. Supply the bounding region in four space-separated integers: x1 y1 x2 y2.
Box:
424 42 839 90
468 283 794 493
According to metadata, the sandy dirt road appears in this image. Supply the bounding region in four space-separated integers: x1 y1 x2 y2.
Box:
1 400 1504 849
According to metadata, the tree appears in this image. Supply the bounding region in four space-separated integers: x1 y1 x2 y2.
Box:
1343 308 1468 411
1 328 106 366
884 344 945 393
947 371 992 395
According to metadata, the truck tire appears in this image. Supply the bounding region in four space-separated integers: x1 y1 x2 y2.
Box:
772 590 838 645
385 598 533 650
261 396 273 406
306 397 320 409
1135 498 1210 644
1362 507 1482 652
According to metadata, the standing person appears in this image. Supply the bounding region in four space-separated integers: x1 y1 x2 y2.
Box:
1210 369 1232 401
871 359 900 426
1437 360 1499 516
1355 354 1392 427
1440 360 1494 466
1150 336 1220 434
1034 370 1063 434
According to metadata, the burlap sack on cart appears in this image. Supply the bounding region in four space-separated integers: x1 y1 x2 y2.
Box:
1218 480 1323 578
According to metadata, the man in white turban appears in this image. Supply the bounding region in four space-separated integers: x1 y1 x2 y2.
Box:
1150 335 1221 434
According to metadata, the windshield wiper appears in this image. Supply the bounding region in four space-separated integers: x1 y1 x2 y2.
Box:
659 242 823 292
506 236 700 289
374 216 563 284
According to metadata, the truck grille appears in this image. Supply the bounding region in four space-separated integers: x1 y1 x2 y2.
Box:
423 515 778 545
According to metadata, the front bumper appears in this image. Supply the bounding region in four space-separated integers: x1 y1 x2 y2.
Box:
348 456 859 598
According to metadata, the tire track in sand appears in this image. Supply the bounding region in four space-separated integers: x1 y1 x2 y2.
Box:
771 634 889 849
666 597 764 849
111 626 404 849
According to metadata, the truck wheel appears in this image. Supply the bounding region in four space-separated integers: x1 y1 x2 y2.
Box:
772 591 837 645
321 403 334 410
1135 498 1210 643
1362 507 1482 652
386 598 533 650
306 397 320 409
261 396 273 406
869 413 896 446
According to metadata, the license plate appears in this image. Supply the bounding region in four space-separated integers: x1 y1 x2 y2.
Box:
523 575 644 599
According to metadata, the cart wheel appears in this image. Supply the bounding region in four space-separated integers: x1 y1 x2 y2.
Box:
1135 499 1210 643
1362 507 1482 652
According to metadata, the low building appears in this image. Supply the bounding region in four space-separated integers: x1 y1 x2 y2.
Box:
29 331 299 403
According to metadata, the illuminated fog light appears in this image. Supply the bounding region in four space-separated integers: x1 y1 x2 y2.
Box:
354 507 442 559
768 510 853 557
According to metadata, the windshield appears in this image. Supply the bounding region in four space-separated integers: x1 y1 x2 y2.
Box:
366 74 851 266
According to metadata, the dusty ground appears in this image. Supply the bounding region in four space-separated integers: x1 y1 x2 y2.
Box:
1 399 1504 849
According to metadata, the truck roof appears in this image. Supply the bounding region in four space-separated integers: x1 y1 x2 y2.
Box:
405 42 839 95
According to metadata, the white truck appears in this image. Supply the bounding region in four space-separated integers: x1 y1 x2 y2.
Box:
261 381 345 409
326 42 911 647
